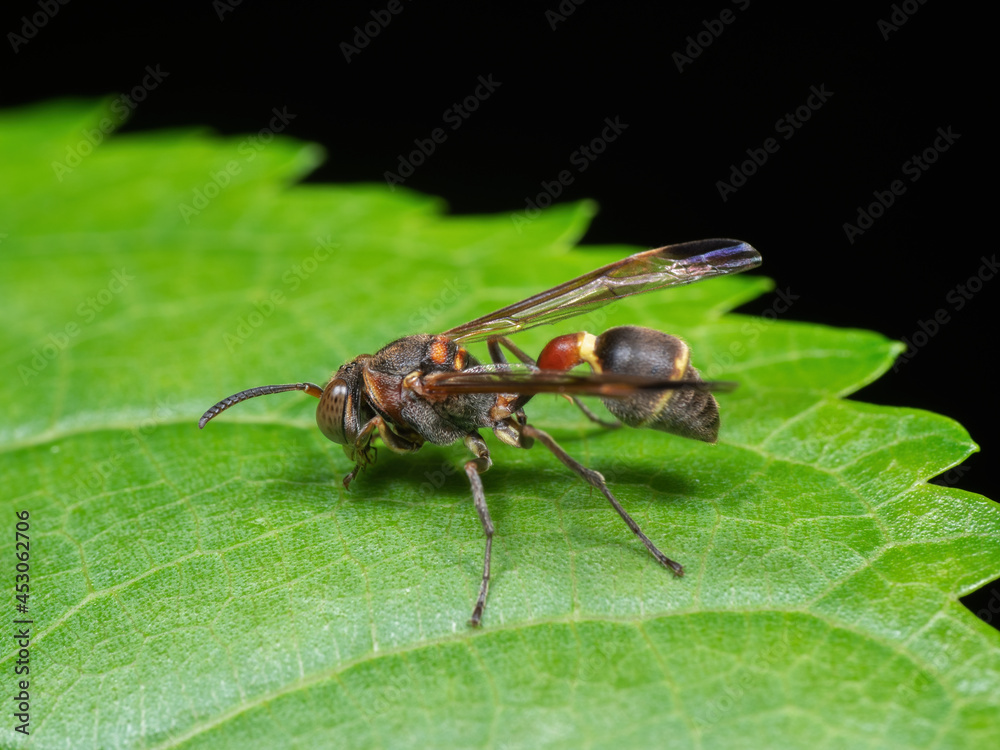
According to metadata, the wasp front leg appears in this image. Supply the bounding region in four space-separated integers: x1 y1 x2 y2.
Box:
462 433 495 626
342 416 423 490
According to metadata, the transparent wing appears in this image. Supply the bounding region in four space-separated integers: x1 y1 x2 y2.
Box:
420 364 737 398
441 238 761 342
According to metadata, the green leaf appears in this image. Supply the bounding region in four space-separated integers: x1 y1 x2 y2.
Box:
1 100 998 749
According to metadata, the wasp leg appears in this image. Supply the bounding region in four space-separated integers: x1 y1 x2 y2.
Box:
488 336 622 429
488 336 535 366
375 419 424 454
568 397 622 429
520 423 684 576
463 434 495 627
343 416 422 490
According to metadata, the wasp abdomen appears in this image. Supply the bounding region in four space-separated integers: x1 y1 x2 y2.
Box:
592 326 720 443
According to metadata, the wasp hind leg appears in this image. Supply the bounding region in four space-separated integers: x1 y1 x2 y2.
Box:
520 422 683 576
487 335 622 429
567 397 622 429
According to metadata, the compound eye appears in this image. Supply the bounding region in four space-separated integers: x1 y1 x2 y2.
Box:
317 378 351 444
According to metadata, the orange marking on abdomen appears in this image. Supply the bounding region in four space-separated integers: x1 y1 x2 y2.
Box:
537 333 585 371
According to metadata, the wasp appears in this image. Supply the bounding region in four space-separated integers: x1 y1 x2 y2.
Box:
199 238 761 625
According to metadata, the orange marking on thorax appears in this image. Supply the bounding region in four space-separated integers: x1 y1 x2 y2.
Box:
429 336 450 365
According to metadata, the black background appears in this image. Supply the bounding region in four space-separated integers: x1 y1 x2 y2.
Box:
3 1 995 619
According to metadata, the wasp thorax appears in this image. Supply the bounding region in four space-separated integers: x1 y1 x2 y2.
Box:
592 326 720 443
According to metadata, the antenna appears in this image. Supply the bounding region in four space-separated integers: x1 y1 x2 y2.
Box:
198 382 323 428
